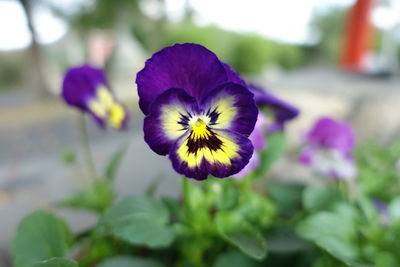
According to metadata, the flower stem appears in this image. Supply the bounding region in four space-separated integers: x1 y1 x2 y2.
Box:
181 177 190 223
79 113 98 181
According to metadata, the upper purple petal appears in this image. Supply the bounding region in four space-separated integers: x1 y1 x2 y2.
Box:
249 85 299 126
200 82 258 136
222 62 246 86
136 43 229 115
306 117 355 155
62 64 109 110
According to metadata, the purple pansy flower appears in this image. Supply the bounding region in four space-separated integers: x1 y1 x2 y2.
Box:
62 64 129 129
249 85 299 132
299 117 357 180
136 43 258 180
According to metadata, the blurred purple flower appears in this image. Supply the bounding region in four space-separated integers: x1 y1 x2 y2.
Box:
234 85 299 177
62 64 129 129
249 85 299 132
299 117 357 180
234 113 267 177
136 43 258 180
373 198 389 225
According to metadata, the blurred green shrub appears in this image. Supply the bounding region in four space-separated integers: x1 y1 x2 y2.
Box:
161 23 307 75
0 57 22 89
311 7 348 63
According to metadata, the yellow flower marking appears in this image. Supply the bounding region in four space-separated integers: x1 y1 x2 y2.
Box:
210 96 236 128
177 120 239 168
161 105 188 140
88 86 126 129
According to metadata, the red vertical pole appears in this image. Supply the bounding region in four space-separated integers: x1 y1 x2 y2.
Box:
340 0 374 72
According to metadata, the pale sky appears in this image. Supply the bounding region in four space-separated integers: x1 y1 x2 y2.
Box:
0 0 397 51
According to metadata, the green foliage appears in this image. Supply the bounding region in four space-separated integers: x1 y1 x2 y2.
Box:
60 147 76 165
252 132 286 178
30 258 78 267
296 205 360 264
214 251 260 267
267 183 304 217
104 145 128 182
97 256 165 267
163 23 307 75
355 142 400 199
302 187 343 212
58 180 114 213
0 57 22 88
11 211 73 267
311 7 348 63
100 195 175 247
216 211 267 260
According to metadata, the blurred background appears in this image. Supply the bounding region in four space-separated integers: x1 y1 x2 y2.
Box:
0 0 399 265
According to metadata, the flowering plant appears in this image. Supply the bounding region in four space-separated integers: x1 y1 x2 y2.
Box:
9 44 400 267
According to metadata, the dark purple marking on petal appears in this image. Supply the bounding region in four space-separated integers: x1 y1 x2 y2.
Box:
169 129 254 180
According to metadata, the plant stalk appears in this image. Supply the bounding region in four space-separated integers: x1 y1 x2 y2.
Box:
79 113 98 181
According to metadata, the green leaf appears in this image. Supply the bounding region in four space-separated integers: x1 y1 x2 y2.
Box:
145 176 163 196
58 180 114 213
303 187 343 212
267 226 311 253
101 195 174 248
12 211 73 267
213 251 259 267
374 252 398 267
97 256 165 267
216 212 267 260
252 132 286 178
60 147 76 165
296 211 358 264
267 183 305 217
388 197 400 223
30 258 78 267
112 216 175 247
104 145 128 181
101 195 169 225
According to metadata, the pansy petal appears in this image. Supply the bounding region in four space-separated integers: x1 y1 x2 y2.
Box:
144 88 198 155
250 114 268 151
234 153 260 178
307 117 355 154
200 82 258 135
136 43 228 115
222 62 246 86
249 85 299 125
62 65 109 110
169 129 254 180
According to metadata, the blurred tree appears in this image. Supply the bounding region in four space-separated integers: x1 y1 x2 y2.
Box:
17 0 49 96
311 7 348 63
52 0 170 55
